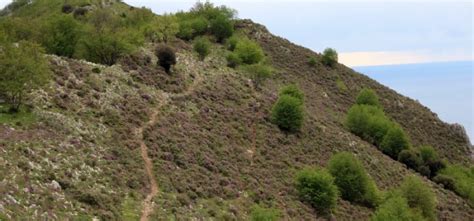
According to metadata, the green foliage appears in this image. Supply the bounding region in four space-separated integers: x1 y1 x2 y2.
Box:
295 168 338 215
345 104 392 145
77 31 129 65
432 174 456 191
250 204 281 221
156 44 177 73
209 14 234 42
42 15 81 57
151 14 179 43
400 176 436 221
371 193 425 221
0 17 39 42
176 17 208 40
271 95 304 132
0 41 51 111
241 64 273 89
328 152 380 207
439 165 474 205
398 149 422 170
279 84 304 104
381 125 410 158
233 38 264 65
419 146 439 164
308 56 317 66
321 48 338 67
226 53 242 68
193 36 211 60
226 35 239 51
356 88 380 107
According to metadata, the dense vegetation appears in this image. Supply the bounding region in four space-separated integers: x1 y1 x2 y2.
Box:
271 85 304 132
296 168 338 215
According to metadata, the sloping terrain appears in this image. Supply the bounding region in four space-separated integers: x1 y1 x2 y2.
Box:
1 1 473 221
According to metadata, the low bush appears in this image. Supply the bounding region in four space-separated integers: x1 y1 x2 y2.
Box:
296 168 338 215
155 44 177 73
438 165 474 206
328 152 380 207
233 38 264 65
433 174 456 190
321 48 338 67
42 15 81 58
77 32 129 66
398 149 422 170
193 36 211 61
241 64 273 89
271 95 304 132
250 204 280 221
380 125 410 159
226 53 241 68
226 35 239 51
345 104 391 145
279 84 304 104
356 88 380 107
308 57 317 66
371 193 425 221
400 176 436 221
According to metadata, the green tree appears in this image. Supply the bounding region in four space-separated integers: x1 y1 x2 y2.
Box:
296 168 338 215
271 95 304 132
321 48 338 67
42 15 81 58
77 31 129 65
193 36 211 60
0 41 51 112
328 152 380 207
233 38 264 65
242 64 273 89
356 88 381 107
210 14 234 42
400 176 437 221
154 14 179 42
381 125 410 158
250 205 280 221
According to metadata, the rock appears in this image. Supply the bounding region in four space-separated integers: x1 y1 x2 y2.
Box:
50 180 61 190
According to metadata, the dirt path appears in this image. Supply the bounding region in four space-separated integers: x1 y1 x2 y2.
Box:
138 60 205 221
137 106 163 221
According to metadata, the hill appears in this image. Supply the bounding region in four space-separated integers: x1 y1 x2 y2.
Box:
0 0 472 220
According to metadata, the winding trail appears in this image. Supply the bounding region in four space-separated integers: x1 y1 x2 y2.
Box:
137 58 205 221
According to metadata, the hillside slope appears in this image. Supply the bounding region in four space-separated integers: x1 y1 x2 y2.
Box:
1 2 473 221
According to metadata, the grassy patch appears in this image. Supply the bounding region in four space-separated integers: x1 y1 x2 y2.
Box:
121 196 141 221
0 104 37 127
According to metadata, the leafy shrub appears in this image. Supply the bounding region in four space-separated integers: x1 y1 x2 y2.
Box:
233 39 264 65
193 36 211 60
241 64 273 89
0 41 51 112
226 35 239 51
250 205 280 221
77 32 129 65
321 48 338 67
371 193 425 221
328 152 380 207
153 14 179 42
356 88 380 107
271 95 304 132
42 15 81 58
210 14 234 42
380 125 410 158
433 174 456 190
279 84 304 104
398 149 422 170
226 53 242 68
0 17 39 42
419 146 439 164
345 104 392 145
176 17 208 40
400 176 436 221
155 44 177 73
295 168 338 215
438 165 474 205
308 57 317 66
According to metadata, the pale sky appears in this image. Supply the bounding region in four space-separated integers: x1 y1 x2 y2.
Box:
0 0 472 66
